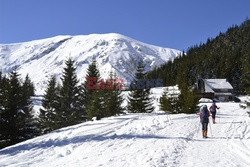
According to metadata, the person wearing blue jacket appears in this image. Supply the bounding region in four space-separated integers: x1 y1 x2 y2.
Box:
199 105 210 138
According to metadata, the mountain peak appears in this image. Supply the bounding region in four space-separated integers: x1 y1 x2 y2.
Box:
0 33 181 95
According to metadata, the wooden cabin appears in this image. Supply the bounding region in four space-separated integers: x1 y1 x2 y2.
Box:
197 79 234 102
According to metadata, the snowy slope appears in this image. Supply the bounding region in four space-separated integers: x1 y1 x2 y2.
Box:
0 33 181 95
0 90 249 167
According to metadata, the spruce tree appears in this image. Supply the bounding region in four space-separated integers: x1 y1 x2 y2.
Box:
83 58 104 120
58 58 85 127
127 61 155 113
0 74 9 117
160 86 181 114
19 74 39 139
22 74 35 97
3 71 23 144
0 71 37 148
245 70 250 95
0 71 9 148
0 71 3 112
39 76 60 133
0 90 10 148
178 83 198 114
83 58 100 108
160 89 171 113
103 72 124 117
86 89 104 120
241 43 250 95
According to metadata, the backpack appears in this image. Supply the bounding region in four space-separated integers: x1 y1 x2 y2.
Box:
201 106 208 118
211 103 216 113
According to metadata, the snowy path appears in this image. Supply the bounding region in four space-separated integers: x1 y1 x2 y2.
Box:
0 103 249 167
180 103 250 167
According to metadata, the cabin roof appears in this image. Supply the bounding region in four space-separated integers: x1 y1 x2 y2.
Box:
203 79 233 93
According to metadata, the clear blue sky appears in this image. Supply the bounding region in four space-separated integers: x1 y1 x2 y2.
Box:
0 0 249 51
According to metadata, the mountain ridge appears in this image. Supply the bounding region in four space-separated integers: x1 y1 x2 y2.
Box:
0 33 181 95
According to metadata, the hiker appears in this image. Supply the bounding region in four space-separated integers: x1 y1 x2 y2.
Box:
199 105 210 138
209 101 220 124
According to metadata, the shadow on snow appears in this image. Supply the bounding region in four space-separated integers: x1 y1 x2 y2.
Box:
0 132 203 156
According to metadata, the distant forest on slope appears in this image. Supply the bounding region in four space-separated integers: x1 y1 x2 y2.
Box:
147 19 250 95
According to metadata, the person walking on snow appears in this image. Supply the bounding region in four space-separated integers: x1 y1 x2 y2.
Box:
209 101 220 124
199 105 210 138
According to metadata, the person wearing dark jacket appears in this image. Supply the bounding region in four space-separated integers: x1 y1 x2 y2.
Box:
199 105 210 138
209 101 220 124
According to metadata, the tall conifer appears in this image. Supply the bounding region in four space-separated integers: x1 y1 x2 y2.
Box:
83 58 100 109
0 71 37 148
83 58 104 120
58 58 85 127
103 72 124 117
39 76 60 133
127 61 154 113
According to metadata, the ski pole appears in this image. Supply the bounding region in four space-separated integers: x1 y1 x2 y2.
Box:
169 115 172 124
218 108 220 123
166 113 170 123
209 120 213 137
197 119 201 136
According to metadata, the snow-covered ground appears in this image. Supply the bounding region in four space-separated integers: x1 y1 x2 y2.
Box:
0 99 249 166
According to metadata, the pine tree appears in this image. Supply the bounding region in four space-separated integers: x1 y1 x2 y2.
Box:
58 58 85 127
0 71 37 148
0 96 10 148
22 74 35 97
19 74 39 140
178 83 198 114
127 61 155 113
83 58 104 120
0 71 9 148
3 71 23 144
39 76 60 133
86 89 104 120
0 71 3 112
241 43 250 95
0 73 9 118
20 75 35 123
110 82 124 116
245 70 250 95
160 87 179 113
83 58 100 109
103 72 124 117
160 89 171 113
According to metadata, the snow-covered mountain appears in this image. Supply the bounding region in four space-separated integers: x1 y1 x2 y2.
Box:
0 33 181 95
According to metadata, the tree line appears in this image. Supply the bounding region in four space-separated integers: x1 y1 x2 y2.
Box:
149 20 250 114
147 19 250 95
0 58 157 149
